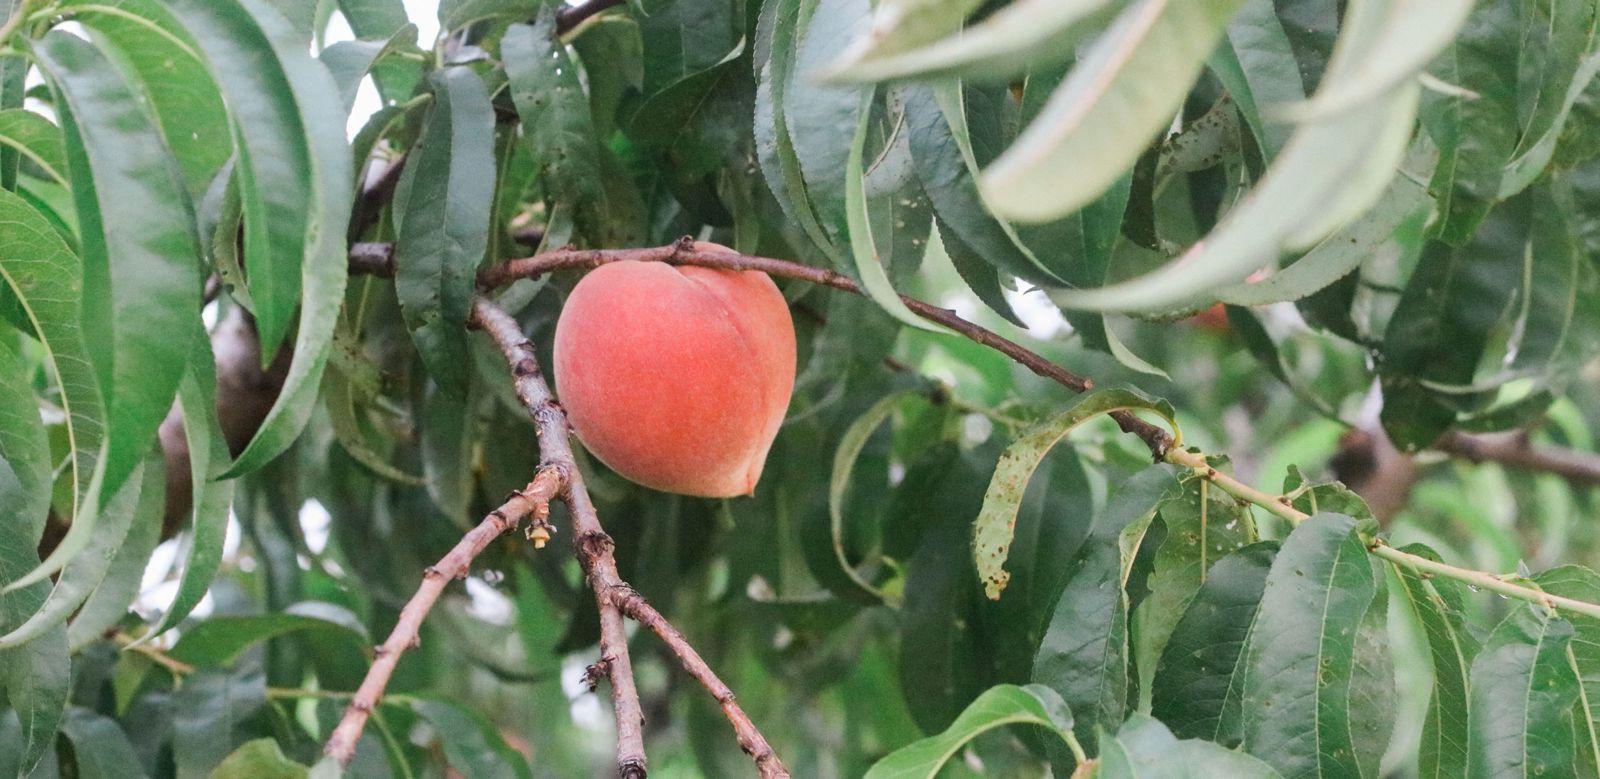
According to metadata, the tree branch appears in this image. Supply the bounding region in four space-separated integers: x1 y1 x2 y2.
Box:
472 296 790 779
555 0 623 34
323 468 562 767
1437 429 1600 486
471 298 648 777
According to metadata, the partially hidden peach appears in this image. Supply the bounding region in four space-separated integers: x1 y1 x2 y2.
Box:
552 253 796 498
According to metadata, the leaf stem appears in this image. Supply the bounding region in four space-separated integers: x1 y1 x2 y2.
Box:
1063 730 1088 766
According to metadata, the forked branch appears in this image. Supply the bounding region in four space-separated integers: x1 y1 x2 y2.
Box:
471 297 790 779
323 468 562 766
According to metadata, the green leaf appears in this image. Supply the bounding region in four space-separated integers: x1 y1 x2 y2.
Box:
1214 148 1433 306
1468 603 1580 778
173 667 268 779
830 0 1112 84
0 343 68 777
845 90 938 331
980 0 1246 223
172 0 354 480
63 0 235 196
1033 463 1183 748
438 0 540 32
903 82 1064 288
212 738 310 779
1098 713 1283 778
863 684 1076 779
1279 0 1473 122
26 30 199 587
974 388 1178 598
1380 194 1530 449
140 332 239 639
831 0 982 68
394 67 495 397
753 0 842 262
59 707 145 779
1052 82 1419 312
505 13 607 241
0 109 68 186
1388 543 1474 779
171 601 369 667
65 447 164 648
319 24 419 113
0 455 156 648
830 389 919 601
786 0 870 245
1151 541 1277 746
338 0 409 39
410 697 534 779
1426 1 1523 244
1216 0 1303 159
1133 473 1254 707
1531 565 1600 772
1239 513 1380 777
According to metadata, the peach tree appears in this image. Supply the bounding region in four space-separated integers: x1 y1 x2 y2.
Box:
1 0 1599 776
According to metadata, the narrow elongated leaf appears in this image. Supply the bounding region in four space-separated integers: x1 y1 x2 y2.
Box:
903 82 1063 288
1099 713 1282 778
212 739 308 778
831 0 1114 84
24 31 199 588
1427 1 1522 244
1282 0 1473 121
0 456 155 647
339 0 409 38
141 333 238 639
1240 513 1380 776
1033 463 1183 746
65 451 163 648
1468 604 1580 778
0 109 68 186
754 0 843 263
59 707 146 779
833 0 982 66
1380 194 1529 449
0 188 103 544
505 14 606 242
1530 566 1600 770
174 668 268 779
1151 542 1277 745
173 0 354 478
1215 153 1431 306
864 684 1075 779
1387 544 1474 778
411 697 534 779
830 389 919 600
0 342 67 776
394 67 495 396
787 0 870 242
1133 474 1253 705
63 0 234 196
981 0 1246 223
320 24 419 112
171 601 369 667
1217 0 1303 158
1053 83 1418 312
845 91 938 330
975 388 1178 598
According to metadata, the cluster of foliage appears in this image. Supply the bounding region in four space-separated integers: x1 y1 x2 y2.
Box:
0 0 1598 775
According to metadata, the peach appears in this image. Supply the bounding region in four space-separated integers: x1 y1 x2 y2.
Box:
552 253 796 497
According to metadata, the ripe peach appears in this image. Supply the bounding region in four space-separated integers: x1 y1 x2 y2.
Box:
552 254 796 497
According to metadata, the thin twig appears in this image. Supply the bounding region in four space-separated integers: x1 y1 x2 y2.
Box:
323 468 563 767
472 296 789 779
606 587 788 777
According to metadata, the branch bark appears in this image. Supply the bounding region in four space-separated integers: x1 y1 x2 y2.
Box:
324 467 562 767
472 297 789 779
1437 429 1600 486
